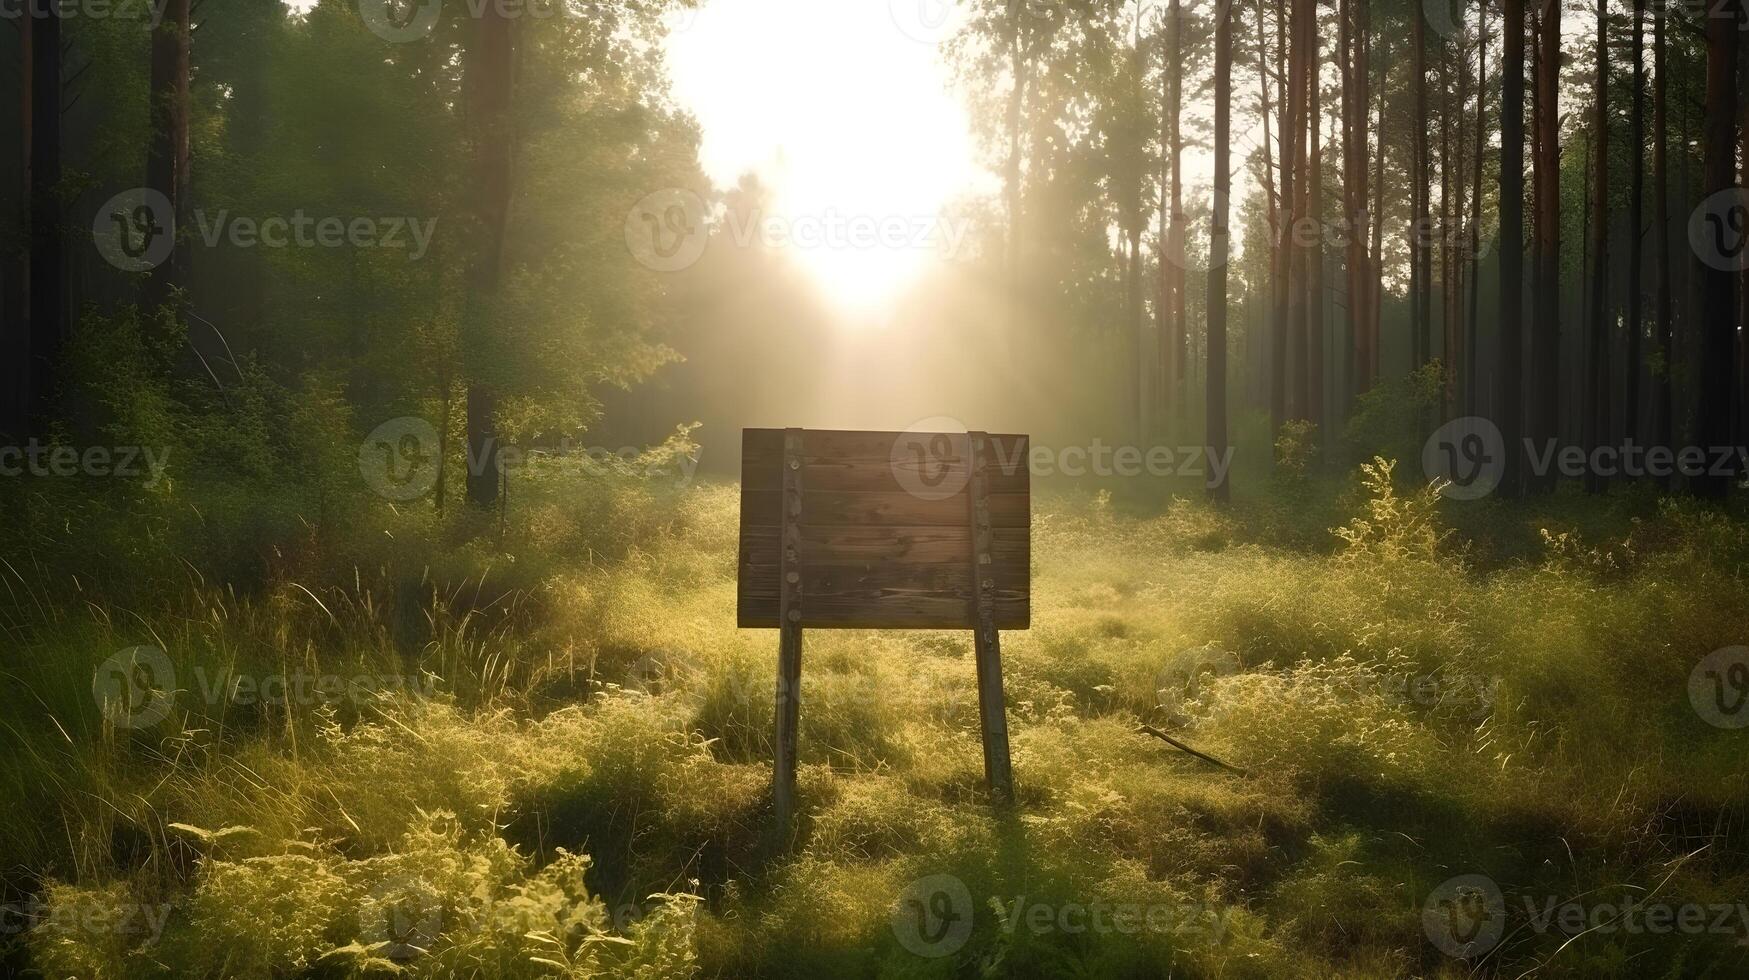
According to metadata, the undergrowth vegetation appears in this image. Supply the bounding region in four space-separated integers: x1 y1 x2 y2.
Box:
2 456 1746 978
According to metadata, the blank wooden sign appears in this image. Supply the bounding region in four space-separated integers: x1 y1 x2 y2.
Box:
738 428 1031 629
738 427 1031 829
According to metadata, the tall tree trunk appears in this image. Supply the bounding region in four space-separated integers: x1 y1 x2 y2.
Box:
1273 0 1301 436
1342 0 1372 410
1288 0 1312 424
464 6 516 508
1498 0 1526 497
1209 0 1232 503
143 0 192 314
26 3 64 434
1158 21 1172 437
1168 0 1187 429
1739 18 1749 455
1468 0 1487 417
1440 28 1455 417
1005 4 1030 371
1584 0 1611 494
1307 19 1325 435
1653 0 1673 483
1695 6 1740 497
1451 5 1470 418
1626 0 1646 450
1371 35 1387 365
1412 7 1431 371
1530 0 1560 490
5 11 34 440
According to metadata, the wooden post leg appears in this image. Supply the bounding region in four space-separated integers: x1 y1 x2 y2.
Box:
773 623 803 833
974 626 1014 803
773 427 805 839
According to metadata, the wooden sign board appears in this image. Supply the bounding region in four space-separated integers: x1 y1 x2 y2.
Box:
738 427 1032 830
738 428 1030 629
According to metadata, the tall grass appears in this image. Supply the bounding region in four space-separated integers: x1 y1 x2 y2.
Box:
3 455 1747 978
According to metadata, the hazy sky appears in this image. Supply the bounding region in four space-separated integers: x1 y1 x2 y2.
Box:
665 0 987 308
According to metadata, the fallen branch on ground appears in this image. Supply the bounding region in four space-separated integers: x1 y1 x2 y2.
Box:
1135 725 1247 775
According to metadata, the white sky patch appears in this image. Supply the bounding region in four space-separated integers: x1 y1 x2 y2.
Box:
666 0 987 310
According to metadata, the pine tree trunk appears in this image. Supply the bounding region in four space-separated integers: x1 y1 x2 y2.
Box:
1653 1 1673 481
1411 10 1428 370
1273 0 1300 437
1307 19 1325 435
27 3 63 434
1342 0 1372 410
464 6 517 508
1584 0 1611 494
1530 0 1560 490
1209 0 1232 502
1168 0 1187 428
1005 8 1030 371
1695 6 1739 497
5 11 34 440
1371 35 1387 352
1626 0 1646 450
1468 0 1487 418
1498 0 1526 497
1440 30 1455 418
143 0 191 314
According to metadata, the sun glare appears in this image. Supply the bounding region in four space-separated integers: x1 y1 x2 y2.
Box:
666 0 985 313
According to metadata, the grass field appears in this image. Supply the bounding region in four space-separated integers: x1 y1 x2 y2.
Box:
3 458 1747 978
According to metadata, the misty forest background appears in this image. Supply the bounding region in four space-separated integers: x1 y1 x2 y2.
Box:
3 0 1749 978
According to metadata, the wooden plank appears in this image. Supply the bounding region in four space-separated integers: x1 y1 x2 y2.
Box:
739 489 1029 529
742 429 1029 493
738 525 1028 568
737 563 1028 629
738 593 1027 630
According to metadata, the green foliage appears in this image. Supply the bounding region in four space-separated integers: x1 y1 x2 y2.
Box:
1342 363 1444 469
1332 457 1452 564
1272 419 1320 478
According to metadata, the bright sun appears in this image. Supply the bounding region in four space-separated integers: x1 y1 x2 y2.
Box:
667 0 984 314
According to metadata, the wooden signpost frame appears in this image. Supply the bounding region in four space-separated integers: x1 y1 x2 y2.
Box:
739 427 1030 834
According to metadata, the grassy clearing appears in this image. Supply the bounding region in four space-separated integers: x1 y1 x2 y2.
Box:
2 460 1747 978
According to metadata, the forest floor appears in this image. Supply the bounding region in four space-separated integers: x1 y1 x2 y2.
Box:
3 460 1748 979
